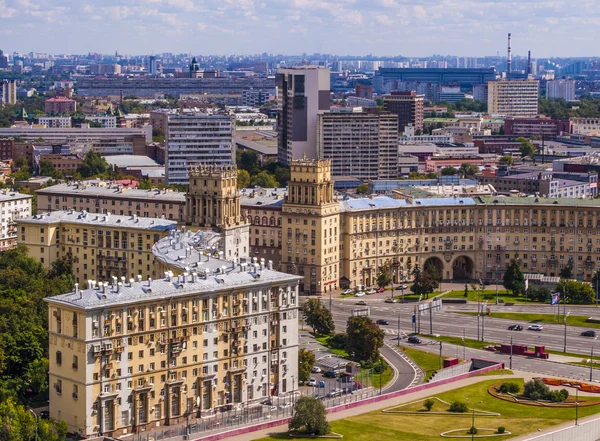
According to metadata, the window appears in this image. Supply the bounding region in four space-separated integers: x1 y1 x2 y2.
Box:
72 355 78 370
56 351 62 365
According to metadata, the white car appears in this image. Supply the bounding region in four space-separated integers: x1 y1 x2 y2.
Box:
342 289 353 295
307 378 317 386
528 324 544 331
367 288 377 295
354 291 365 297
279 403 293 409
311 366 322 373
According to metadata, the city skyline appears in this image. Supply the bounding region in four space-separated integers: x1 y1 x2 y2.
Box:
1 0 599 57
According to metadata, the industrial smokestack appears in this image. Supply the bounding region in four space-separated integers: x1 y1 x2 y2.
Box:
507 33 512 75
527 50 532 76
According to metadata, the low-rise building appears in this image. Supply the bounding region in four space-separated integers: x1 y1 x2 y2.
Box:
18 210 177 283
504 117 571 137
571 118 600 136
0 190 32 251
45 97 77 114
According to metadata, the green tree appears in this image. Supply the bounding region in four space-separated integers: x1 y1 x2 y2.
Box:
376 265 391 289
152 128 165 143
516 137 536 158
237 169 251 189
458 163 479 177
408 171 427 179
78 151 110 178
499 155 514 165
298 348 316 383
440 166 459 176
345 316 385 363
137 178 153 190
558 279 596 304
300 299 334 336
289 396 330 435
38 159 56 177
0 397 35 441
424 399 435 411
237 150 259 172
250 171 278 188
356 183 369 195
503 259 525 296
559 265 573 280
592 269 600 292
411 263 439 299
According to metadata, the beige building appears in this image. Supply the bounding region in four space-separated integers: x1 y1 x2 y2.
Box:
18 211 177 283
281 158 339 294
36 181 186 222
487 79 540 117
46 255 300 438
0 190 32 251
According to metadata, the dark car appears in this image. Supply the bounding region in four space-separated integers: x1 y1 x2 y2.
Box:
407 336 422 344
581 330 597 338
39 411 50 420
507 324 523 331
324 370 338 378
483 280 491 286
376 319 389 325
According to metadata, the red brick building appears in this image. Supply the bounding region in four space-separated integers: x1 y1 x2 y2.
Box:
0 138 13 161
504 117 572 137
44 97 77 114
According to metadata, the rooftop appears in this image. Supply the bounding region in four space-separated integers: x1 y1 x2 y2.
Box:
36 180 186 202
0 190 32 202
340 196 477 212
104 155 161 168
19 210 177 231
46 257 301 310
239 187 286 208
477 196 600 207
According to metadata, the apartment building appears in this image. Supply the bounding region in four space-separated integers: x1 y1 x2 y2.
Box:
1 80 17 106
0 137 13 161
162 113 235 185
504 117 571 137
0 126 152 146
316 108 399 180
487 79 540 117
571 118 600 136
383 91 424 132
46 256 300 437
36 181 186 222
276 66 331 165
0 190 32 251
18 211 177 283
45 97 77 114
546 79 576 101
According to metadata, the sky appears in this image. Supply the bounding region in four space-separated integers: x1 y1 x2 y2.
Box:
1 0 599 57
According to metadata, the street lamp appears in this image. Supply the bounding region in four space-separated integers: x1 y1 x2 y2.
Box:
28 409 38 441
575 384 581 426
495 266 499 305
564 310 571 353
481 302 488 342
478 279 483 341
591 337 597 382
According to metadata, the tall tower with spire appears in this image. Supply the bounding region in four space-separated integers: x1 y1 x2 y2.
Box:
189 57 200 78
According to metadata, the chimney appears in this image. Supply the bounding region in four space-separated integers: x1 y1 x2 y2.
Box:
268 260 273 270
117 282 122 293
74 283 79 296
148 277 152 287
129 278 134 287
137 274 142 283
507 33 512 75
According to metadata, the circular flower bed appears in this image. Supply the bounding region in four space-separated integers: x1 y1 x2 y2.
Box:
440 428 512 438
488 383 600 408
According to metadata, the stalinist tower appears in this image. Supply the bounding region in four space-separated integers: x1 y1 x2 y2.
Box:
185 164 249 259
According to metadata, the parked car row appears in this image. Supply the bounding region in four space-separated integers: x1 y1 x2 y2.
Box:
507 324 598 337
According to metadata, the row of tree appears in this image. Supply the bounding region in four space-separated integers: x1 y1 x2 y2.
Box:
236 150 290 188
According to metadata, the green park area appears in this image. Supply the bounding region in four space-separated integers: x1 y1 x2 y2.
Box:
442 288 534 304
402 346 444 382
257 378 600 441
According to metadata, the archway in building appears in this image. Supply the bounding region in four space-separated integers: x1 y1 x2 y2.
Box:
424 257 444 280
452 256 474 280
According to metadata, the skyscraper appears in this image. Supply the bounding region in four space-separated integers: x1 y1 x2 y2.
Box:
147 56 157 76
276 66 330 165
0 50 8 69
383 91 424 132
0 80 17 106
546 79 576 101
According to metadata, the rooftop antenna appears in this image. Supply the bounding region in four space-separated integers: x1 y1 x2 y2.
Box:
507 33 512 76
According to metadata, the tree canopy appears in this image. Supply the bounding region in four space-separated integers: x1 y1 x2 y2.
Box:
356 183 369 195
503 259 525 296
78 151 110 178
289 396 330 435
250 170 279 188
411 263 439 299
345 316 384 363
458 163 479 177
440 166 459 176
298 348 316 383
300 299 334 336
559 279 596 304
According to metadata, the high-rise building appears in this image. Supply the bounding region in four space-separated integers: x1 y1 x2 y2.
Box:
383 91 424 132
147 56 157 76
487 79 539 117
1 80 17 106
185 164 249 259
45 254 301 437
281 158 339 295
546 79 576 101
472 84 488 102
316 108 399 180
0 50 8 69
355 83 373 99
164 113 235 185
276 66 331 165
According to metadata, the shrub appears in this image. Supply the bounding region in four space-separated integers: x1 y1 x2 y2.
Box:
497 427 505 434
523 379 550 401
449 401 469 413
424 399 435 411
328 333 347 350
499 382 520 394
468 426 478 435
374 363 385 374
549 389 569 403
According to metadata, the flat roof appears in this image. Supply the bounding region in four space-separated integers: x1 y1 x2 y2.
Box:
340 196 477 212
477 196 600 207
0 191 32 202
104 155 161 168
19 210 177 230
240 187 286 208
36 181 186 202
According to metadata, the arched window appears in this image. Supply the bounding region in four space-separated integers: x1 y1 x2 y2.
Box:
254 216 260 225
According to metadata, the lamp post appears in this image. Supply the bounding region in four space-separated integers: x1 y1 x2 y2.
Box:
509 335 513 369
591 337 597 382
478 279 483 341
466 398 476 441
495 266 499 305
564 310 571 353
575 385 580 426
28 409 38 441
379 357 383 396
481 302 488 342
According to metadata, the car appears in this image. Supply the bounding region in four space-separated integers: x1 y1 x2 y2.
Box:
279 403 293 409
319 380 325 388
39 411 50 420
396 284 408 290
507 324 523 331
528 324 544 331
311 366 322 373
307 378 317 386
407 335 422 344
324 370 338 378
385 298 398 303
355 300 367 306
354 291 365 297
581 330 598 338
342 289 353 295
376 319 389 325
483 280 491 286
367 288 377 295
260 399 273 406
376 287 385 293
329 388 343 398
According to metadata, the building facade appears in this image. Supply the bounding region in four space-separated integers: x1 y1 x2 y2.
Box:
487 79 539 117
45 97 77 114
504 117 572 137
0 191 32 251
383 91 424 132
0 137 13 161
46 259 300 438
316 108 399 180
18 211 177 283
164 113 235 185
546 79 576 101
571 118 600 136
1 80 17 106
276 66 331 165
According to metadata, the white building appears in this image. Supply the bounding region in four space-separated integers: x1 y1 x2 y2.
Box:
0 190 32 251
546 80 576 101
487 79 539 117
572 118 600 135
38 116 72 128
165 113 235 185
85 116 118 128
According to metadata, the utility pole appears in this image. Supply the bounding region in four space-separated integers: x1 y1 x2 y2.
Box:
564 311 570 353
477 279 482 341
429 302 433 335
397 314 401 342
509 335 513 369
481 302 488 342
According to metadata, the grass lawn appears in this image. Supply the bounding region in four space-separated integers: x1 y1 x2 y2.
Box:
256 378 600 441
401 346 444 381
313 334 349 358
455 311 600 330
441 289 538 304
